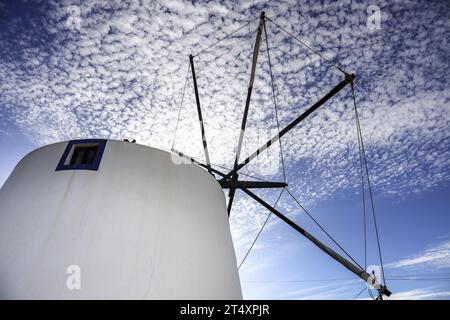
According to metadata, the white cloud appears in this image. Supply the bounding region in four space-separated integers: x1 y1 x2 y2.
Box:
276 280 360 300
387 241 450 269
387 288 450 300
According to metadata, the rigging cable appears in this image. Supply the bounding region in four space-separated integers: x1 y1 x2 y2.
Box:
368 287 375 300
212 163 270 182
285 187 365 271
194 16 259 57
175 151 271 183
355 86 368 270
197 35 254 56
353 286 368 300
265 16 347 76
263 16 366 277
238 188 285 270
241 276 450 283
171 62 191 150
263 17 287 183
351 82 387 287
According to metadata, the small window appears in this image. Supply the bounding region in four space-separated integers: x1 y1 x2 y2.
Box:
56 139 107 171
69 145 98 165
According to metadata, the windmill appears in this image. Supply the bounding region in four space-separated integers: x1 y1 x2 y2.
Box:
0 11 391 301
171 12 391 300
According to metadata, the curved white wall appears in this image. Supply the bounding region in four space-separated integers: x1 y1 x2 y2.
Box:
0 140 242 299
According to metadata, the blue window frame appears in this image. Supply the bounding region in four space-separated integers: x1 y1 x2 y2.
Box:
55 139 107 171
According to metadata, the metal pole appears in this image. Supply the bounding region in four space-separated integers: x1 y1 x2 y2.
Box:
241 187 391 298
234 11 266 168
228 12 266 215
241 187 370 281
171 148 225 177
189 54 212 174
220 181 287 189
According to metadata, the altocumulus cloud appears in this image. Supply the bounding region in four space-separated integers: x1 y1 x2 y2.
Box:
0 0 449 243
387 240 450 270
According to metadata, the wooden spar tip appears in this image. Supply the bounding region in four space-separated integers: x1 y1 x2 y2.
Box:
345 73 356 83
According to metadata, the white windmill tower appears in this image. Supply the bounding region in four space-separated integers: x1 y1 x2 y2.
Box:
0 140 242 299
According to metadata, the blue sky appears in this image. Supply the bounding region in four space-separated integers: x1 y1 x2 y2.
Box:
0 0 449 299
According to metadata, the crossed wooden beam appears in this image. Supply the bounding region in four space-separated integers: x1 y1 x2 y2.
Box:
171 12 390 298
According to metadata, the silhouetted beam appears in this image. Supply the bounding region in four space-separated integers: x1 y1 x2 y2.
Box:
242 187 392 298
226 174 238 216
241 187 372 282
170 148 225 177
233 11 265 169
227 12 266 216
227 189 236 214
220 74 355 182
221 181 287 189
189 54 212 174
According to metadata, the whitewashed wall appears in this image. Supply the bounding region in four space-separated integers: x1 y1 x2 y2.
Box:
0 140 242 299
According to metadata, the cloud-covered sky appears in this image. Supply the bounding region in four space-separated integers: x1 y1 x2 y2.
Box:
0 0 449 299
388 240 450 270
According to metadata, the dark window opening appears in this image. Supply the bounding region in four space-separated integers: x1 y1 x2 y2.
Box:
55 139 107 171
70 145 99 165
